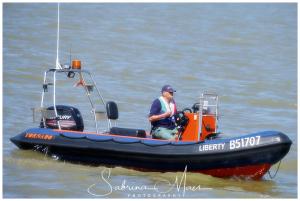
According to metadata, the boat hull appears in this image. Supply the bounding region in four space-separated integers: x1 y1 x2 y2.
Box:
10 128 292 179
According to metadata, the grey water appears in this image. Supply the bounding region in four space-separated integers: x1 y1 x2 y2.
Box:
3 3 297 198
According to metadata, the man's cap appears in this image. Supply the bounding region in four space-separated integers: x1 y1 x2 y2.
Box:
161 85 176 93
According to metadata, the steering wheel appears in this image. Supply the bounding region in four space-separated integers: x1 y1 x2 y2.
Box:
181 108 192 113
174 111 189 128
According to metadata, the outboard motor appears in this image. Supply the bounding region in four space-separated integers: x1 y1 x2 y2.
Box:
40 105 84 131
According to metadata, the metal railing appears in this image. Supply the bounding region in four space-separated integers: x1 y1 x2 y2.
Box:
198 92 219 141
38 68 109 133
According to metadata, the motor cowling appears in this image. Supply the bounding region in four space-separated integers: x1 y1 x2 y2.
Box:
40 105 84 131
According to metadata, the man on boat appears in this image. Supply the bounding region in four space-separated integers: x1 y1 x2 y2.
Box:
148 85 178 140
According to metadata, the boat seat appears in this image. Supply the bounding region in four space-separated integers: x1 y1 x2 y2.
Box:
110 127 146 138
106 101 146 138
106 101 118 120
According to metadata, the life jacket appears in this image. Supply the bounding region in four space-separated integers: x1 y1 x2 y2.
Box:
158 96 177 117
150 97 177 130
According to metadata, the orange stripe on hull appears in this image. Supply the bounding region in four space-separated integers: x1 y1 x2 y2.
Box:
197 163 272 180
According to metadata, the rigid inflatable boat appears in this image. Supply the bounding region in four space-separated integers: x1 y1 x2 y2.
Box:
10 62 292 180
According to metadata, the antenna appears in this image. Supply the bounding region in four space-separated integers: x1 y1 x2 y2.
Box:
56 3 62 69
